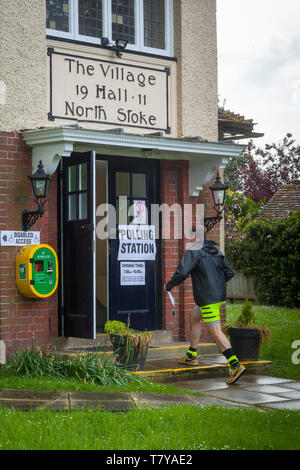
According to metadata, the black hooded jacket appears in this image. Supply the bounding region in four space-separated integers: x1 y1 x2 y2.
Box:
165 240 234 307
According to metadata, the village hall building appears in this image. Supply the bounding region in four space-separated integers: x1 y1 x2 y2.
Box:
0 0 245 352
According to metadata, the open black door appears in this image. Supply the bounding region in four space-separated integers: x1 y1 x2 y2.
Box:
108 156 160 331
61 151 96 339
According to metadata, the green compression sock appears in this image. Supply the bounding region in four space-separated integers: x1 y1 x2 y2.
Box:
187 347 197 358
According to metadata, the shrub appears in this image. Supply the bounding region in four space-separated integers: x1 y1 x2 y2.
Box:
226 209 300 308
4 346 143 387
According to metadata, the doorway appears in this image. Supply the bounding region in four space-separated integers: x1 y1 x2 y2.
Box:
60 152 160 338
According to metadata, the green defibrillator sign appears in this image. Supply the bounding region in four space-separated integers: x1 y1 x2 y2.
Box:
18 264 26 280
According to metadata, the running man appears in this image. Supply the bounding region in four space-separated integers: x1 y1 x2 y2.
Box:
165 237 246 385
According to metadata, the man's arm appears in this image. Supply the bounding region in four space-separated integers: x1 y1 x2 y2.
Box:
223 256 234 282
165 249 199 291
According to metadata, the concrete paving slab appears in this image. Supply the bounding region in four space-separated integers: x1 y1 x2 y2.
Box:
276 382 300 391
134 392 195 404
0 399 48 410
174 378 231 392
261 400 300 410
68 391 131 401
204 388 289 405
41 399 70 411
276 390 300 400
99 401 135 412
231 375 294 386
0 389 62 400
69 399 134 412
68 391 134 411
245 385 298 395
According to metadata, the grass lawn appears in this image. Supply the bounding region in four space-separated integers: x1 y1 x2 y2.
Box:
225 302 300 380
0 371 204 397
0 404 299 450
0 302 300 450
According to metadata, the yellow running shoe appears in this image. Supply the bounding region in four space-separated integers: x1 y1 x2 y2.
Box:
226 364 246 384
177 354 199 366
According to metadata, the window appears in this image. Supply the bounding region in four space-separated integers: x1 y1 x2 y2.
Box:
67 163 88 220
46 0 173 56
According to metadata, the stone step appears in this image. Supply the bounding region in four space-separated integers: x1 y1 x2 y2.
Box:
51 330 174 352
54 342 219 361
131 356 273 383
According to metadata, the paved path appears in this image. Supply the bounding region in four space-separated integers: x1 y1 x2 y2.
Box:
0 375 300 411
174 374 300 410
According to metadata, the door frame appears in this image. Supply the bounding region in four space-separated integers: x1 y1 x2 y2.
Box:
95 158 109 331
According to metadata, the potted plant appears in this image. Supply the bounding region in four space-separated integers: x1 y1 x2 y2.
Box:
224 299 271 361
104 317 152 371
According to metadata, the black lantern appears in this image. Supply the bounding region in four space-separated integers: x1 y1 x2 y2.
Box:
22 161 51 231
204 173 228 232
209 174 228 207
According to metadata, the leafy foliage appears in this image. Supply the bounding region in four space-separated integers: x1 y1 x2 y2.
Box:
226 209 300 308
4 346 142 387
225 190 264 243
224 133 300 203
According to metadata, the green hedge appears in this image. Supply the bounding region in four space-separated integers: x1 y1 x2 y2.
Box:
226 209 300 308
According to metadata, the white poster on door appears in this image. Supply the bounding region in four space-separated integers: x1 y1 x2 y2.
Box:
132 200 147 224
117 225 156 260
120 262 145 286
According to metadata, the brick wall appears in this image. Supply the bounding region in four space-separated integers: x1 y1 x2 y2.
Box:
0 131 58 353
0 133 226 351
160 159 226 342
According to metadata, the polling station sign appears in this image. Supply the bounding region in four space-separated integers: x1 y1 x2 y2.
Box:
117 225 156 261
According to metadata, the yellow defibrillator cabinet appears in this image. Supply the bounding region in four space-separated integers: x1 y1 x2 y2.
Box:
16 244 58 298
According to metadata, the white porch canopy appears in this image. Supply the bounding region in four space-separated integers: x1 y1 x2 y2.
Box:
22 126 246 197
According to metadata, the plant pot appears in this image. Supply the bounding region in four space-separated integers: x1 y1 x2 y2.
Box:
227 327 261 361
109 333 149 371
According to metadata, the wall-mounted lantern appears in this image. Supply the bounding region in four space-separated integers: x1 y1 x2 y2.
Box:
22 160 51 231
204 174 228 232
101 37 128 58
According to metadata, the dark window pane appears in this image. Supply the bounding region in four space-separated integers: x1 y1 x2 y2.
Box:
116 172 130 196
68 165 77 192
79 0 103 38
132 173 146 198
79 192 88 219
46 0 70 32
144 0 165 49
112 0 135 44
79 163 87 191
68 194 77 220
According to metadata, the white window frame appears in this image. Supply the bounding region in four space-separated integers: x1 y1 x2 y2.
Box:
46 0 173 57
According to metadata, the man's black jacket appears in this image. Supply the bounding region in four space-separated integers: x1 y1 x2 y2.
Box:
165 240 234 307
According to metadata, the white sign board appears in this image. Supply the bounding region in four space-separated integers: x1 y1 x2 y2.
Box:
120 262 145 286
48 49 170 133
133 200 147 224
117 225 156 261
0 231 40 246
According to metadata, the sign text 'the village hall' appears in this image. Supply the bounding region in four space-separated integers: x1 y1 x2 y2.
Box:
48 49 170 132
